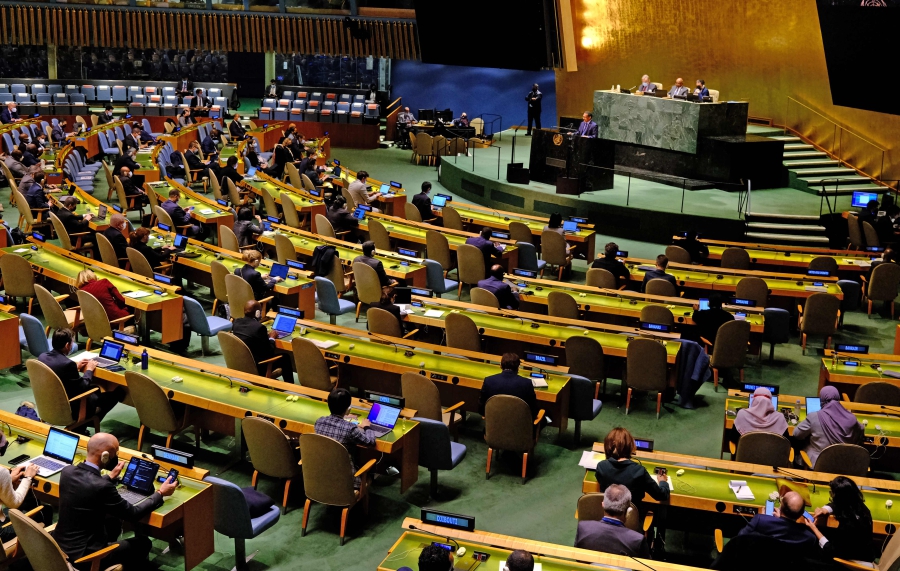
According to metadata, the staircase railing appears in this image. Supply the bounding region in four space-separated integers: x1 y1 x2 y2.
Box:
784 97 891 189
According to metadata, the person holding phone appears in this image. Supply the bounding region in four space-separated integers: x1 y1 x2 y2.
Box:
734 491 818 552
801 476 874 562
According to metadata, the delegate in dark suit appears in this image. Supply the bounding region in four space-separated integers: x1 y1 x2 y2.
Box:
58 207 91 234
640 269 677 293
231 315 277 376
0 108 20 124
411 191 434 221
575 519 650 558
200 135 219 156
54 462 163 569
113 154 140 177
103 227 129 263
591 256 631 288
480 369 537 417
737 514 819 551
326 205 359 234
476 275 519 310
353 254 391 287
229 119 247 140
123 133 142 152
465 234 503 276
576 120 598 138
38 349 121 421
235 264 275 300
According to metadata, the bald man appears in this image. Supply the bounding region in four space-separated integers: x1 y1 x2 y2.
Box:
736 491 819 552
668 78 688 98
54 433 176 569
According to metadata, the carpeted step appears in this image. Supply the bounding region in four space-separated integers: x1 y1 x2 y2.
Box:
783 159 841 168
801 175 870 185
770 136 802 142
747 222 826 233
792 166 857 176
745 232 830 245
785 143 814 150
746 212 821 221
783 151 828 159
815 184 883 196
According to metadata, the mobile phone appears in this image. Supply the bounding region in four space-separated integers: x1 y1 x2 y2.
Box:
158 468 179 484
765 500 774 516
654 467 667 476
803 511 815 522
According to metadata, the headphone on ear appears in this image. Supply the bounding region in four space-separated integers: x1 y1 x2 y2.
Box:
100 450 109 466
255 309 261 320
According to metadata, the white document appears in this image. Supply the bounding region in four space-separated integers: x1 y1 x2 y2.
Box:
804 286 828 292
199 209 214 215
730 484 755 500
13 248 28 253
423 309 445 318
309 339 338 350
531 378 548 389
578 450 603 469
124 291 151 299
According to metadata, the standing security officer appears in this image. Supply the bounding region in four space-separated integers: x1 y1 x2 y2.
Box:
526 83 542 136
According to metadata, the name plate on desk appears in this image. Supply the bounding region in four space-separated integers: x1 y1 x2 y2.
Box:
545 157 566 168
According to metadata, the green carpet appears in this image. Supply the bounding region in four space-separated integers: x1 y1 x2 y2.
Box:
4 145 896 571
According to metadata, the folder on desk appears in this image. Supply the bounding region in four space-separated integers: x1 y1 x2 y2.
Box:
308 339 339 350
578 450 603 469
424 309 445 318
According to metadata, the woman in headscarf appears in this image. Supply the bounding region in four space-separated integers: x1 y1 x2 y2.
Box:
729 387 788 447
793 386 864 467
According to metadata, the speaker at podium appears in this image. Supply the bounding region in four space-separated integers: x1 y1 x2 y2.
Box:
528 128 615 194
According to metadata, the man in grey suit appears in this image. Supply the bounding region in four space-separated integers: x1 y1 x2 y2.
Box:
574 484 650 557
638 75 656 93
668 78 689 98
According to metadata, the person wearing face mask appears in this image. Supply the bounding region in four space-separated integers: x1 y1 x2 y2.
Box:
229 112 248 140
54 431 176 570
162 188 206 239
20 144 40 168
192 88 211 118
200 126 221 157
178 108 195 128
0 102 20 124
58 195 93 234
124 126 144 152
694 79 710 100
33 133 48 152
3 149 26 179
102 213 130 265
51 119 68 143
638 75 656 93
454 112 469 128
116 167 149 207
97 105 116 125
38 329 124 425
113 147 140 176
22 171 52 210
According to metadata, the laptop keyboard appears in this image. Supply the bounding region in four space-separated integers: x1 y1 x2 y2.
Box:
32 457 64 471
119 488 150 504
368 424 392 436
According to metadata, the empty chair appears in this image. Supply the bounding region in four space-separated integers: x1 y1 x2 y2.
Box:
664 245 692 264
624 338 668 418
735 277 768 308
125 371 199 452
368 307 417 339
218 331 282 379
415 417 467 497
291 337 338 391
645 278 676 297
847 213 864 250
807 444 870 477
425 230 456 278
424 259 459 298
568 374 602 445
26 359 99 433
367 218 392 252
470 287 499 308
548 291 580 319
206 478 282 571
0 254 37 314
299 433 375 545
516 242 546 274
274 234 297 265
314 276 355 324
854 381 900 406
352 262 383 322
183 295 233 355
640 304 674 327
9 507 119 571
281 194 303 229
862 221 880 249
863 263 900 318
808 256 838 274
837 279 861 328
707 320 751 391
19 313 57 358
456 244 485 298
762 307 791 362
441 205 464 230
34 284 81 335
484 395 544 484
445 311 482 354
721 247 750 270
576 493 640 531
400 372 464 439
734 432 792 468
242 417 302 513
798 292 841 354
210 260 230 318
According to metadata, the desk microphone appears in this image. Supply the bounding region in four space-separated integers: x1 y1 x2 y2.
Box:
628 86 637 91
879 405 900 417
773 466 816 494
627 555 657 571
407 525 465 557
498 308 525 326
366 330 409 353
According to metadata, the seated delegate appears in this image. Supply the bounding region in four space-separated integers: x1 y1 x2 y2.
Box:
793 386 864 467
640 254 677 293
314 388 376 489
668 78 688 98
594 427 669 513
574 484 650 558
728 387 788 448
477 264 520 310
638 75 656 93
591 242 631 288
481 353 538 418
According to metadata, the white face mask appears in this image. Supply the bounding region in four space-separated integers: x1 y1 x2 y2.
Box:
123 171 131 178
641 82 649 87
10 107 16 113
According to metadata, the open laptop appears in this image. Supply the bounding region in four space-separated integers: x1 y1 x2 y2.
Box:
271 314 297 339
351 208 366 221
22 427 80 477
268 262 289 281
805 397 821 414
117 457 160 505
365 403 402 436
245 166 257 178
94 340 126 369
95 204 108 221
172 233 200 258
431 195 447 208
562 220 579 233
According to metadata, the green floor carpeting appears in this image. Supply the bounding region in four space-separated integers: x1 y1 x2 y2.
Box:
3 143 895 571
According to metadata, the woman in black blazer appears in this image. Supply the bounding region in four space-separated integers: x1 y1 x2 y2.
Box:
594 427 670 510
234 249 281 300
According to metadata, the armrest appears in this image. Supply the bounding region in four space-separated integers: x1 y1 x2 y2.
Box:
842 392 850 402
53 294 69 303
0 505 43 528
533 409 545 426
443 401 466 415
68 386 99 402
353 458 377 478
68 232 91 237
714 529 724 553
789 448 795 463
258 356 281 365
833 559 877 571
728 441 736 456
800 450 813 469
797 304 804 314
860 275 868 284
74 543 120 565
401 328 419 339
643 512 654 533
109 315 134 325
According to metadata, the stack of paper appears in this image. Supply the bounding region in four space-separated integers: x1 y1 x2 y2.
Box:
578 450 603 469
309 339 339 350
423 309 445 318
729 480 755 500
531 377 548 389
124 291 151 299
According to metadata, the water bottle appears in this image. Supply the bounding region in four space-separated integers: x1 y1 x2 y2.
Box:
141 349 149 370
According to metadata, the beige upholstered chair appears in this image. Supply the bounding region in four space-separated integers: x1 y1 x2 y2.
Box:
721 247 750 270
367 307 417 339
210 260 230 317
49 212 93 256
625 338 668 418
706 320 751 391
576 493 640 531
734 432 792 468
13 189 50 234
113 176 145 218
285 162 304 190
855 382 900 405
225 274 274 323
34 285 81 335
798 292 841 354
426 230 455 277
645 278 676 297
456 244 486 299
352 262 383 322
863 263 900 318
27 359 99 433
470 287 499 308
416 132 435 166
808 257 838 274
77 290 133 351
243 416 302 513
315 213 350 240
664 245 692 264
566 336 606 397
219 225 250 254
409 131 419 163
484 395 544 484
805 444 869 477
508 221 532 245
640 305 674 327
273 233 296 264
367 218 392 252
586 268 618 289
404 202 422 222
300 433 375 545
218 331 282 379
707 89 720 102
10 507 121 571
735 277 768 307
325 257 354 297
341 187 356 210
291 337 338 391
540 231 572 280
125 371 198 452
445 311 482 353
441 206 464 231
400 372 464 440
209 172 224 201
847 213 864 250
0 254 37 314
862 221 880 249
96 233 127 269
125 247 155 279
548 291 579 319
281 193 302 229
154 205 192 236
300 173 317 192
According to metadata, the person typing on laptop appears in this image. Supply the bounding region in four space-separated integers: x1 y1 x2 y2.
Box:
54 433 176 571
314 388 376 489
39 329 125 426
232 300 292 382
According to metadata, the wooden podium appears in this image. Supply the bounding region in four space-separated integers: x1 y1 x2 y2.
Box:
528 128 615 194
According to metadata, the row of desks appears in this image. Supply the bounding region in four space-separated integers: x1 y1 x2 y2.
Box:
681 237 878 273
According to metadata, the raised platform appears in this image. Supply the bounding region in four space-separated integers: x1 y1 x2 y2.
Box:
438 129 828 244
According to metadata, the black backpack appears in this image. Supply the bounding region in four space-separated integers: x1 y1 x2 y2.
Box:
310 245 338 277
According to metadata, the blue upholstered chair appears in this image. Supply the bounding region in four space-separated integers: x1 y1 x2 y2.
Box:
516 241 546 273
205 476 281 571
567 374 602 445
19 313 77 357
183 296 233 355
314 276 355 324
763 307 791 362
837 279 861 328
424 259 459 298
414 417 467 498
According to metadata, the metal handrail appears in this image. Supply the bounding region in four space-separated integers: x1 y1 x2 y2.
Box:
786 97 885 151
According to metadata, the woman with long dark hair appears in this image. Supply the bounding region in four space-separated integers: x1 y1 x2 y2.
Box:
802 476 874 561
